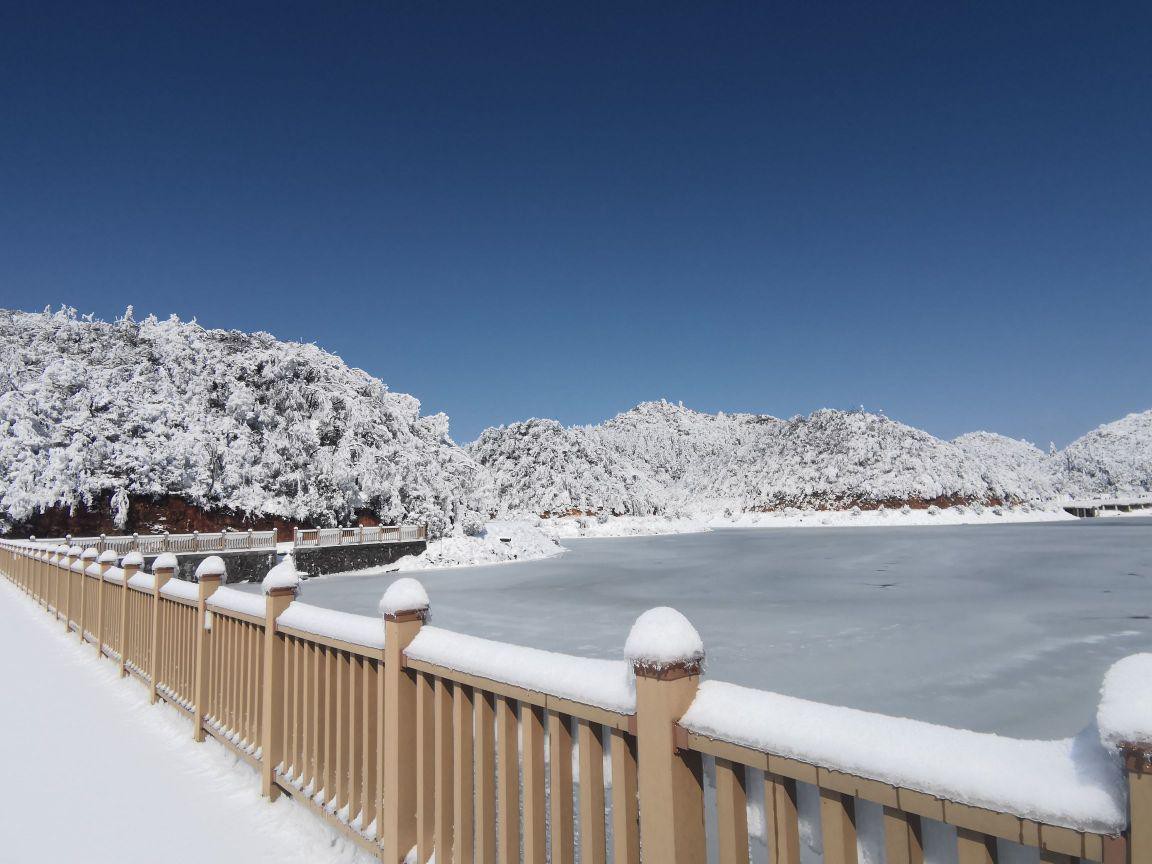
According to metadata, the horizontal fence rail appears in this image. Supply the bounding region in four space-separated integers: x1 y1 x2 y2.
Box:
1 537 1147 864
27 523 427 555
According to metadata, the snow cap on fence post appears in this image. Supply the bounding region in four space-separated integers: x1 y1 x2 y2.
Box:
262 553 303 596
625 606 705 677
98 549 118 565
81 546 99 562
121 550 144 570
194 555 227 584
152 552 179 575
1098 654 1152 752
379 576 430 622
1098 653 1152 861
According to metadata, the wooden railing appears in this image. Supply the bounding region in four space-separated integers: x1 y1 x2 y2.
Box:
0 538 1146 864
25 524 427 555
291 524 427 547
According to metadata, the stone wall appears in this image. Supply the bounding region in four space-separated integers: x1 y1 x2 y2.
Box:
143 550 276 585
293 540 426 576
145 539 426 584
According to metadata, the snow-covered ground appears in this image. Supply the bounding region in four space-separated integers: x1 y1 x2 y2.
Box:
274 517 1152 739
0 578 376 864
353 507 1072 574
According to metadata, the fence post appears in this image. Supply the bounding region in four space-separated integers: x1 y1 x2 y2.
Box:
261 555 302 799
94 550 115 657
193 557 225 742
627 607 707 864
61 546 77 630
78 548 99 643
45 547 57 613
36 548 46 604
150 554 177 703
119 552 142 677
380 578 430 863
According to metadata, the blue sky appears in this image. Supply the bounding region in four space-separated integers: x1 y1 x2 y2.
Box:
1 2 1149 446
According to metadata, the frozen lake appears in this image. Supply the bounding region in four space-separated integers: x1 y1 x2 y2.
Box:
273 518 1152 739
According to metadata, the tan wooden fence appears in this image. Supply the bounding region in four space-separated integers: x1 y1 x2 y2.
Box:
28 523 428 555
0 538 1147 864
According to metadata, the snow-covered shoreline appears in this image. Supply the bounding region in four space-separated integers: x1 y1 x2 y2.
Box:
321 503 1106 575
702 503 1078 530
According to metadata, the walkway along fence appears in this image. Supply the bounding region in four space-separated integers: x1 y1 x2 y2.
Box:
1 538 1149 864
24 523 428 556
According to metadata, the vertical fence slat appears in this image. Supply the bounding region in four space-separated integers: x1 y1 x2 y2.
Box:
348 655 363 825
362 657 379 836
496 695 521 864
453 682 475 864
956 828 998 864
522 703 548 864
435 676 455 862
819 788 858 864
578 719 607 864
549 711 575 864
610 728 640 864
417 671 436 864
766 773 802 864
475 690 497 864
883 806 924 864
716 758 750 864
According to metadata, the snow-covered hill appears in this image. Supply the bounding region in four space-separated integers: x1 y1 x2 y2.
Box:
596 401 778 496
473 404 1152 518
469 418 664 517
708 409 994 510
953 431 1058 502
1054 410 1152 497
2 308 1148 536
0 308 492 536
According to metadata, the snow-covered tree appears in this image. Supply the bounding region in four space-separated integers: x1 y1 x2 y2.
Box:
0 308 493 536
1053 410 1152 497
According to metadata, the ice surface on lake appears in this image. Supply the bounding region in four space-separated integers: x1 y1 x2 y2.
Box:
244 518 1152 737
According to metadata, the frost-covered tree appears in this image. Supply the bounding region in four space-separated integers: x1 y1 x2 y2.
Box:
469 418 664 517
0 308 493 536
1053 410 1152 497
953 432 1057 502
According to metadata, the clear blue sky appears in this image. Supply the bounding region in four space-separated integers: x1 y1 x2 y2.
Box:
1 2 1149 446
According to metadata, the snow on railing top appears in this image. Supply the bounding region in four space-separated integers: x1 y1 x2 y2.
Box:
277 602 385 650
160 579 200 603
405 626 636 715
680 679 1128 834
207 586 266 619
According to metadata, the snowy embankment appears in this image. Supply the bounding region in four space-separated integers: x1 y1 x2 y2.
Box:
704 502 1077 529
0 578 375 864
535 514 711 539
318 521 566 576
